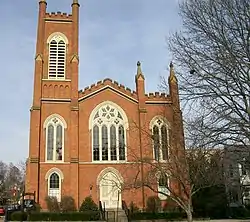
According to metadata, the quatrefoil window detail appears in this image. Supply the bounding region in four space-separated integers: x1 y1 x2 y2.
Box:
94 105 123 123
53 118 59 124
157 119 162 125
91 102 127 162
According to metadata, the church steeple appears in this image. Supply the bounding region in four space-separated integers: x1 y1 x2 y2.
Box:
168 62 180 109
168 61 178 84
135 61 146 109
136 61 145 80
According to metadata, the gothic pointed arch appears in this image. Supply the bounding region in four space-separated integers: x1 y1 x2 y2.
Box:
45 167 64 180
150 115 170 161
89 101 128 162
96 167 124 185
97 167 123 208
47 32 69 44
149 115 171 130
47 32 68 80
43 114 67 129
44 114 67 162
156 172 170 200
45 168 64 202
89 101 129 130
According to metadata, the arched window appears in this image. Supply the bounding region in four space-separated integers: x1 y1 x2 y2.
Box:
48 34 67 79
150 117 170 161
90 102 128 162
48 172 61 202
158 173 170 200
44 115 67 162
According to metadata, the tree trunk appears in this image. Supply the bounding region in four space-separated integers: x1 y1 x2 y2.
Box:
186 209 193 222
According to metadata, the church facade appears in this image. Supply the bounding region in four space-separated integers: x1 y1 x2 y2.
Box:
25 0 185 210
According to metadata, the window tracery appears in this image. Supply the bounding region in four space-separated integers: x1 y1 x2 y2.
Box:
151 117 170 161
45 115 66 162
91 103 127 162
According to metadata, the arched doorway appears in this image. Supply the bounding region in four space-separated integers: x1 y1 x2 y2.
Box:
99 171 122 209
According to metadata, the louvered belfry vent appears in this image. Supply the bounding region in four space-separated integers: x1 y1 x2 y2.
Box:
48 36 66 79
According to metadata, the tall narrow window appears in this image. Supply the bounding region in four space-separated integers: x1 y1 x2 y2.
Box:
102 125 108 161
45 115 66 162
56 125 62 161
229 164 234 177
119 126 125 161
151 118 169 161
91 102 128 162
110 125 117 161
48 35 66 79
47 125 54 161
158 173 169 200
153 126 160 161
161 126 168 160
48 172 61 201
93 125 100 161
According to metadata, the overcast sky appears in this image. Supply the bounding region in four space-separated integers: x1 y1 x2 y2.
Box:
0 0 181 163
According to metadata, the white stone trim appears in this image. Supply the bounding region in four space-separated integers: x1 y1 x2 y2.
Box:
156 172 170 200
97 168 123 209
89 101 128 163
150 115 170 161
47 32 67 80
43 114 67 129
47 32 69 44
42 79 71 82
96 167 124 185
149 115 171 130
45 169 63 202
89 101 129 130
44 114 66 163
45 167 64 180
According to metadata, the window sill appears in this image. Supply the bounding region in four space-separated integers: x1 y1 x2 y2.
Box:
91 160 127 164
42 78 71 82
152 160 169 163
44 161 65 164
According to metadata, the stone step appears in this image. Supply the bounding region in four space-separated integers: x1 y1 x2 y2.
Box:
105 209 128 222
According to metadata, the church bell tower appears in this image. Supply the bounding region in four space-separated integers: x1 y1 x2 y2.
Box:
26 0 80 206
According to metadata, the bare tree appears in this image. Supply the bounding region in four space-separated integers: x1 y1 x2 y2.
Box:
168 0 250 148
0 160 26 203
118 118 224 222
17 160 27 191
0 161 8 202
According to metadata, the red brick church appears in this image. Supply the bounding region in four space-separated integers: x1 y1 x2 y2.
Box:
25 0 185 210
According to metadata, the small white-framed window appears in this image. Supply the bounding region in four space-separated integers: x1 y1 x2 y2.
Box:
48 173 60 201
45 169 64 202
44 114 67 162
158 173 170 200
150 117 170 161
239 158 247 177
89 101 128 162
47 33 68 80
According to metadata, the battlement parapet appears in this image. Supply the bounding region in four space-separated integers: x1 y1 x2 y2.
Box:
45 12 72 20
78 78 138 100
145 92 171 102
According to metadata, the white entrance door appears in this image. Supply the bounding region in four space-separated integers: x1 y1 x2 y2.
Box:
100 172 121 209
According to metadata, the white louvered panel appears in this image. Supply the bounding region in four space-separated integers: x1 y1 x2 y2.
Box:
48 39 66 79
